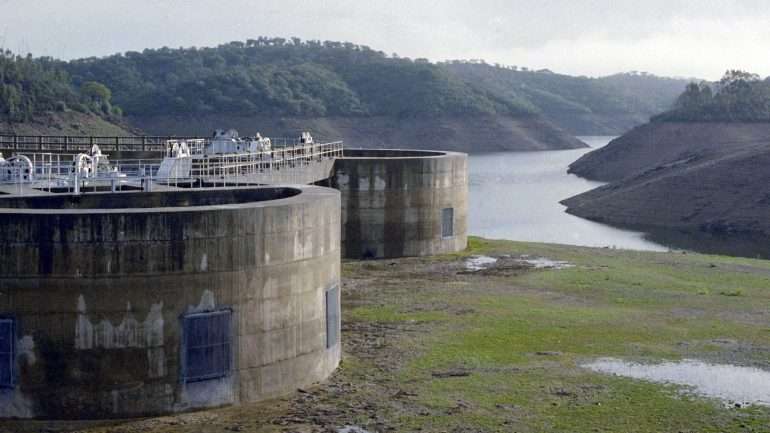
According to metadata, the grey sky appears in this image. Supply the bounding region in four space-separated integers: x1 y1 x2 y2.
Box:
1 0 767 79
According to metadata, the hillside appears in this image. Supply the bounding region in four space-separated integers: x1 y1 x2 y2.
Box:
63 39 537 120
653 70 770 122
443 63 691 135
567 121 770 182
0 111 134 136
2 38 696 147
58 38 693 148
0 50 131 136
63 40 691 135
564 71 770 247
129 113 585 152
564 123 770 221
58 39 593 151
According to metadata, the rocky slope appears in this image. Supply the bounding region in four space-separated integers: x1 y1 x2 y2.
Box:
129 114 586 152
568 122 770 181
0 111 135 136
0 110 584 153
563 121 770 241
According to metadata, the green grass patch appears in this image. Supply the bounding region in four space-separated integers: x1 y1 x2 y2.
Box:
348 305 450 323
344 238 770 431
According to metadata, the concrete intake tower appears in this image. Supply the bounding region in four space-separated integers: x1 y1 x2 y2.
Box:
0 133 469 420
0 187 341 418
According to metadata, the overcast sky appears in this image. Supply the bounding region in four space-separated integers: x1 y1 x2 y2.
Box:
1 0 767 80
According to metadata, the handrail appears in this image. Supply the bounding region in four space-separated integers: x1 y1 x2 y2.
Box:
0 135 341 153
0 140 344 195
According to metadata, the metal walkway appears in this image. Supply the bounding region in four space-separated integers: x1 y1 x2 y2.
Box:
0 135 343 196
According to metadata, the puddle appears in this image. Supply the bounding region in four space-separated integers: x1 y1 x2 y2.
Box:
337 427 372 433
516 255 574 269
465 255 498 271
584 357 770 407
465 255 573 271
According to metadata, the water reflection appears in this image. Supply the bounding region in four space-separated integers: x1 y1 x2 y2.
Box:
465 255 498 271
584 357 770 407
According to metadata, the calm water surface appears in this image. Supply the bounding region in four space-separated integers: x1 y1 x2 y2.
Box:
468 136 668 251
584 358 770 407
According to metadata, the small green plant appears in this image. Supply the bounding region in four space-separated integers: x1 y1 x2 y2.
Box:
718 289 744 297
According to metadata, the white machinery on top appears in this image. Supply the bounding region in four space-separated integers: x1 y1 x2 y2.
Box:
73 145 114 179
0 152 34 182
0 129 343 194
206 129 272 155
0 145 128 194
157 130 318 184
67 145 128 193
299 131 313 144
156 140 193 181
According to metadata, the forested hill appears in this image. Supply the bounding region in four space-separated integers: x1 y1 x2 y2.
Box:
563 70 770 245
63 39 535 119
61 38 691 135
652 70 770 122
0 51 122 122
2 37 698 143
0 50 133 135
443 62 691 134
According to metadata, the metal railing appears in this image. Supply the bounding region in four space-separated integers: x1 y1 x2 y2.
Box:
0 135 187 153
0 135 341 153
0 140 343 195
191 140 342 180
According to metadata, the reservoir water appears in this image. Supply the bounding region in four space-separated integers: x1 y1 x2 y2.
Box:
468 136 668 251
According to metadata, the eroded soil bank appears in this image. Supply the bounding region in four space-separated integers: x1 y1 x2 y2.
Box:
4 237 770 432
563 122 770 256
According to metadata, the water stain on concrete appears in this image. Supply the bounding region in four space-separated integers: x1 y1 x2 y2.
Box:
584 357 770 407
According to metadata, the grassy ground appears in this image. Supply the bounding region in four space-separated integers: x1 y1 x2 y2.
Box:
6 237 770 433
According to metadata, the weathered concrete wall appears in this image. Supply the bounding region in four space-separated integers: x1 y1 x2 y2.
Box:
331 149 468 259
0 186 341 419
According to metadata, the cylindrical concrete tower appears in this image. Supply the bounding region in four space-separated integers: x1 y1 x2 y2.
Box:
332 149 468 259
0 186 341 419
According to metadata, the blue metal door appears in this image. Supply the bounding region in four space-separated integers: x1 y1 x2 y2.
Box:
326 286 340 348
0 319 14 388
442 208 454 238
182 310 231 383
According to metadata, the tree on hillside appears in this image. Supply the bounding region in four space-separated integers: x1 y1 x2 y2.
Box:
673 82 713 112
81 81 111 103
80 81 121 116
718 70 760 87
0 50 104 122
654 70 770 122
